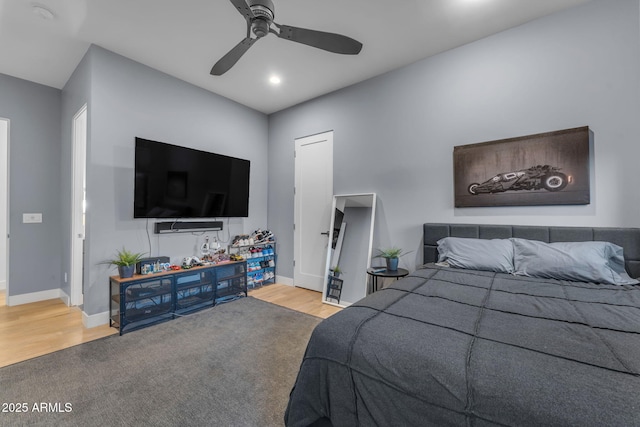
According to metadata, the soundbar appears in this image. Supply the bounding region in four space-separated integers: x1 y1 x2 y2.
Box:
154 221 223 234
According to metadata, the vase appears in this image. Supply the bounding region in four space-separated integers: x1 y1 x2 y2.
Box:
386 257 399 271
118 265 135 279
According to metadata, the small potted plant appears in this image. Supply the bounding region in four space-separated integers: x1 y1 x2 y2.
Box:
375 247 411 271
102 247 146 278
331 265 343 277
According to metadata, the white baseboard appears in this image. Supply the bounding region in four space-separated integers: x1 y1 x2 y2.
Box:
324 299 352 308
7 288 63 306
82 310 110 329
60 289 71 306
0 279 5 291
276 275 294 286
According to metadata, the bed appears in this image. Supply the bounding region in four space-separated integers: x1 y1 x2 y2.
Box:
285 223 640 426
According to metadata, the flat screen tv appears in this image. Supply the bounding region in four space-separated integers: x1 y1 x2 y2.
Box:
134 137 250 218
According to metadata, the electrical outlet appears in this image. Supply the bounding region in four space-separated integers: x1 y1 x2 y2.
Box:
23 213 43 223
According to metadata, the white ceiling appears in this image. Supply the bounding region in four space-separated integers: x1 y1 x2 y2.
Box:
0 0 592 114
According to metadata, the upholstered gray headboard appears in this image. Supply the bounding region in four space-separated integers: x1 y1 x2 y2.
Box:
423 223 640 279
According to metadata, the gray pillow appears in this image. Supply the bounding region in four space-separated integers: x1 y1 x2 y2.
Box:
511 238 639 285
437 237 514 273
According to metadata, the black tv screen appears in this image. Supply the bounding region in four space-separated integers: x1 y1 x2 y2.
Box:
134 138 250 218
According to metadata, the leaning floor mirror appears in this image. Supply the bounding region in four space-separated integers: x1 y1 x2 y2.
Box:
322 193 376 307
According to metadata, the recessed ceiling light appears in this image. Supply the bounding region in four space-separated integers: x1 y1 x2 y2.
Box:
31 4 55 20
269 75 282 85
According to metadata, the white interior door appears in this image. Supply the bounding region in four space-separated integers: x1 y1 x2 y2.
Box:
294 131 333 292
0 118 8 293
70 105 87 306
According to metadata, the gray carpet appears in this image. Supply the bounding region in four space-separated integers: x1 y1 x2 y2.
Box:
0 297 321 427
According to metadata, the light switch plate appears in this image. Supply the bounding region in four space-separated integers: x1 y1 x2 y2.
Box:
23 213 42 223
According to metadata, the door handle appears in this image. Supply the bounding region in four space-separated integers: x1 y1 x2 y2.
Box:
320 231 329 236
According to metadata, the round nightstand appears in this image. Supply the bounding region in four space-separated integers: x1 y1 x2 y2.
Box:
366 267 409 293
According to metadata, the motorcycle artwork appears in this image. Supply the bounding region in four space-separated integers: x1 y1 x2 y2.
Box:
467 165 570 195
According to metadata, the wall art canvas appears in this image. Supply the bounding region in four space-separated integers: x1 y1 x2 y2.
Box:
454 126 590 208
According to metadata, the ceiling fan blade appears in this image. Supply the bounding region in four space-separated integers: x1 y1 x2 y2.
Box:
228 0 254 21
274 24 362 55
210 37 258 76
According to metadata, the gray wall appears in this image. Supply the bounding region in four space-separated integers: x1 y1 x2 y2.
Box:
0 73 62 297
268 0 640 279
75 46 269 316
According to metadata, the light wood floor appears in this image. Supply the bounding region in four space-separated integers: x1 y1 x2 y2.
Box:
0 284 340 368
0 290 118 368
250 284 343 319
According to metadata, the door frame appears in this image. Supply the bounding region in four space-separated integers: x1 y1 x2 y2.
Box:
70 104 87 306
0 118 9 296
293 130 333 291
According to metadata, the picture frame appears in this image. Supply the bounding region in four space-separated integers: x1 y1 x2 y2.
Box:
454 126 591 208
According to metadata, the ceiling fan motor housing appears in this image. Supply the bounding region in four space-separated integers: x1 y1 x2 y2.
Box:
249 0 274 20
248 0 274 38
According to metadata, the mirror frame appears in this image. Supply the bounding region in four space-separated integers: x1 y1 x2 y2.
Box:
322 193 376 307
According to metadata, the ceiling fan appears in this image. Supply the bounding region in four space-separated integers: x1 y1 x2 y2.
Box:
211 0 363 76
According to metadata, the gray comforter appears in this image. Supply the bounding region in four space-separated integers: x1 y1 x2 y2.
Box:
285 265 640 426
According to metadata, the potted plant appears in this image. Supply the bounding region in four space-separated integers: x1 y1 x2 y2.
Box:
102 247 146 278
331 265 343 277
375 247 411 271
